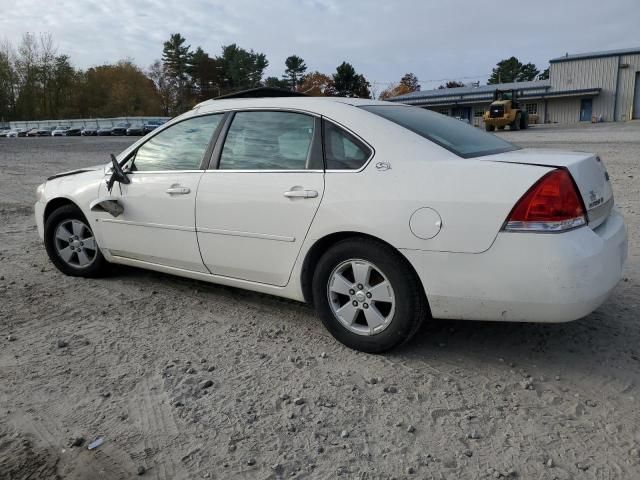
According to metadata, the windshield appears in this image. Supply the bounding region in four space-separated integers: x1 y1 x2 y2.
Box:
360 105 519 158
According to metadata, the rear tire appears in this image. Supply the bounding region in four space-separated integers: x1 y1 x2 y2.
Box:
312 238 428 353
485 124 495 132
521 113 529 129
44 204 107 277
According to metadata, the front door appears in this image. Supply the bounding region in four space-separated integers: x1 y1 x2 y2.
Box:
96 114 223 272
580 98 592 122
196 111 324 286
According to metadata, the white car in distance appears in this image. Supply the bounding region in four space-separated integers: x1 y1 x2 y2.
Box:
34 97 628 352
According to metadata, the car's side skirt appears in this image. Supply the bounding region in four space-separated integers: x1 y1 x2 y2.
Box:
107 254 306 302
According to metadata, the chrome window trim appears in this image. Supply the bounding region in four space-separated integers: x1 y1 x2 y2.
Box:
203 169 323 174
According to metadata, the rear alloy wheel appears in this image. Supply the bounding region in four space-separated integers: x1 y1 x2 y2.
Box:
44 204 107 277
312 238 427 352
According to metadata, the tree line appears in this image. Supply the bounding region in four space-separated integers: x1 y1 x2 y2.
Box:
0 32 549 122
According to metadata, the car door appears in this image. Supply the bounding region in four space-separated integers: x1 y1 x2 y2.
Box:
196 110 324 286
96 113 224 272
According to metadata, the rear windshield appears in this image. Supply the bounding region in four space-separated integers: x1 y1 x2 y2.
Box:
360 105 519 158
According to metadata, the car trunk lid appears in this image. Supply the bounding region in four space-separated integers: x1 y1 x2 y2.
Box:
483 148 614 228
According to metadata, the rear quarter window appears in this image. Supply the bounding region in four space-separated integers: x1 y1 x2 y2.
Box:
361 105 518 158
323 120 371 170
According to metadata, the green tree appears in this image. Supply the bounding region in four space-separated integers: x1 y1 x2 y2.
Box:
438 80 465 89
282 55 307 90
187 47 223 101
220 44 268 92
162 33 192 112
148 60 175 116
518 62 540 81
488 57 540 84
0 42 17 122
539 67 550 80
264 76 289 89
331 62 371 98
399 73 420 92
15 33 41 119
488 56 521 84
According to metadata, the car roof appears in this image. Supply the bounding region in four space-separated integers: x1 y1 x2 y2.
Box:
194 96 396 114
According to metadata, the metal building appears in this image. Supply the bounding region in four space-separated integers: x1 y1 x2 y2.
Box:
390 47 640 126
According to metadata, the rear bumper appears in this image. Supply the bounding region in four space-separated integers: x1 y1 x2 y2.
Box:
402 209 628 322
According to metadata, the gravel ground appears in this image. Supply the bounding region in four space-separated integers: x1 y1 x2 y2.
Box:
0 123 639 480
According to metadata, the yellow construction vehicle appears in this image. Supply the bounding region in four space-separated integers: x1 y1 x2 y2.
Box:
483 89 529 132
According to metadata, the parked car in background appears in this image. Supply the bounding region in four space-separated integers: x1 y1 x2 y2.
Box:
142 120 165 134
30 126 56 137
66 127 83 136
34 97 628 352
111 123 131 136
0 129 11 137
126 124 144 136
82 127 98 136
17 128 29 137
52 126 71 136
97 127 113 136
6 130 19 138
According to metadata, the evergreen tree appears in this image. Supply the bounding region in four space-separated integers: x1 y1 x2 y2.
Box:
331 62 371 98
282 55 307 90
399 73 420 92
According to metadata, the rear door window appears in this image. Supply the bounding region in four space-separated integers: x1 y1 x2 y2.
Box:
219 111 315 170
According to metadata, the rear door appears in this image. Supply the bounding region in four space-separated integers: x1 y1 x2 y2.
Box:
196 110 324 286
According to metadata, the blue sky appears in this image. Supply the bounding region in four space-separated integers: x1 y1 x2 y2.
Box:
2 0 638 91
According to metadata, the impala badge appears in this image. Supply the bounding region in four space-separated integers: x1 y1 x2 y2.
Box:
375 162 391 171
588 190 604 209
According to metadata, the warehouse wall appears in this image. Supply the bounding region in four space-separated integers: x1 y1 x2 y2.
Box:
616 53 640 121
550 57 617 121
551 53 640 121
545 98 581 124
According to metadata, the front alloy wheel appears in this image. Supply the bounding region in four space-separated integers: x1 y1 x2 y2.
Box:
53 219 98 268
44 204 107 277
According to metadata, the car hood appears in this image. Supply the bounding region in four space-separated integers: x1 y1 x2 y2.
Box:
47 164 106 181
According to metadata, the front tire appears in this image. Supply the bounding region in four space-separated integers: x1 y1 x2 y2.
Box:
485 123 495 132
44 204 107 277
511 113 521 131
312 238 428 353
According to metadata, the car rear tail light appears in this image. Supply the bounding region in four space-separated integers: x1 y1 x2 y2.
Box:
504 169 586 232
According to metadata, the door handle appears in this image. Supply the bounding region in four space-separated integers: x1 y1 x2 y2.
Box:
166 186 191 195
284 189 318 199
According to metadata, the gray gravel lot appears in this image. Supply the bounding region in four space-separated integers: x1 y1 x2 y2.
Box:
0 123 639 479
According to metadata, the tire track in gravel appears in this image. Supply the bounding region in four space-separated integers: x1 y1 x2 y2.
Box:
127 375 188 480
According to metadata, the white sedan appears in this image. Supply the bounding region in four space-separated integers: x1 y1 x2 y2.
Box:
34 97 628 352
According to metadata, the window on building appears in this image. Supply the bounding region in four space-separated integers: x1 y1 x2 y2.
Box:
525 103 538 115
474 109 485 118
